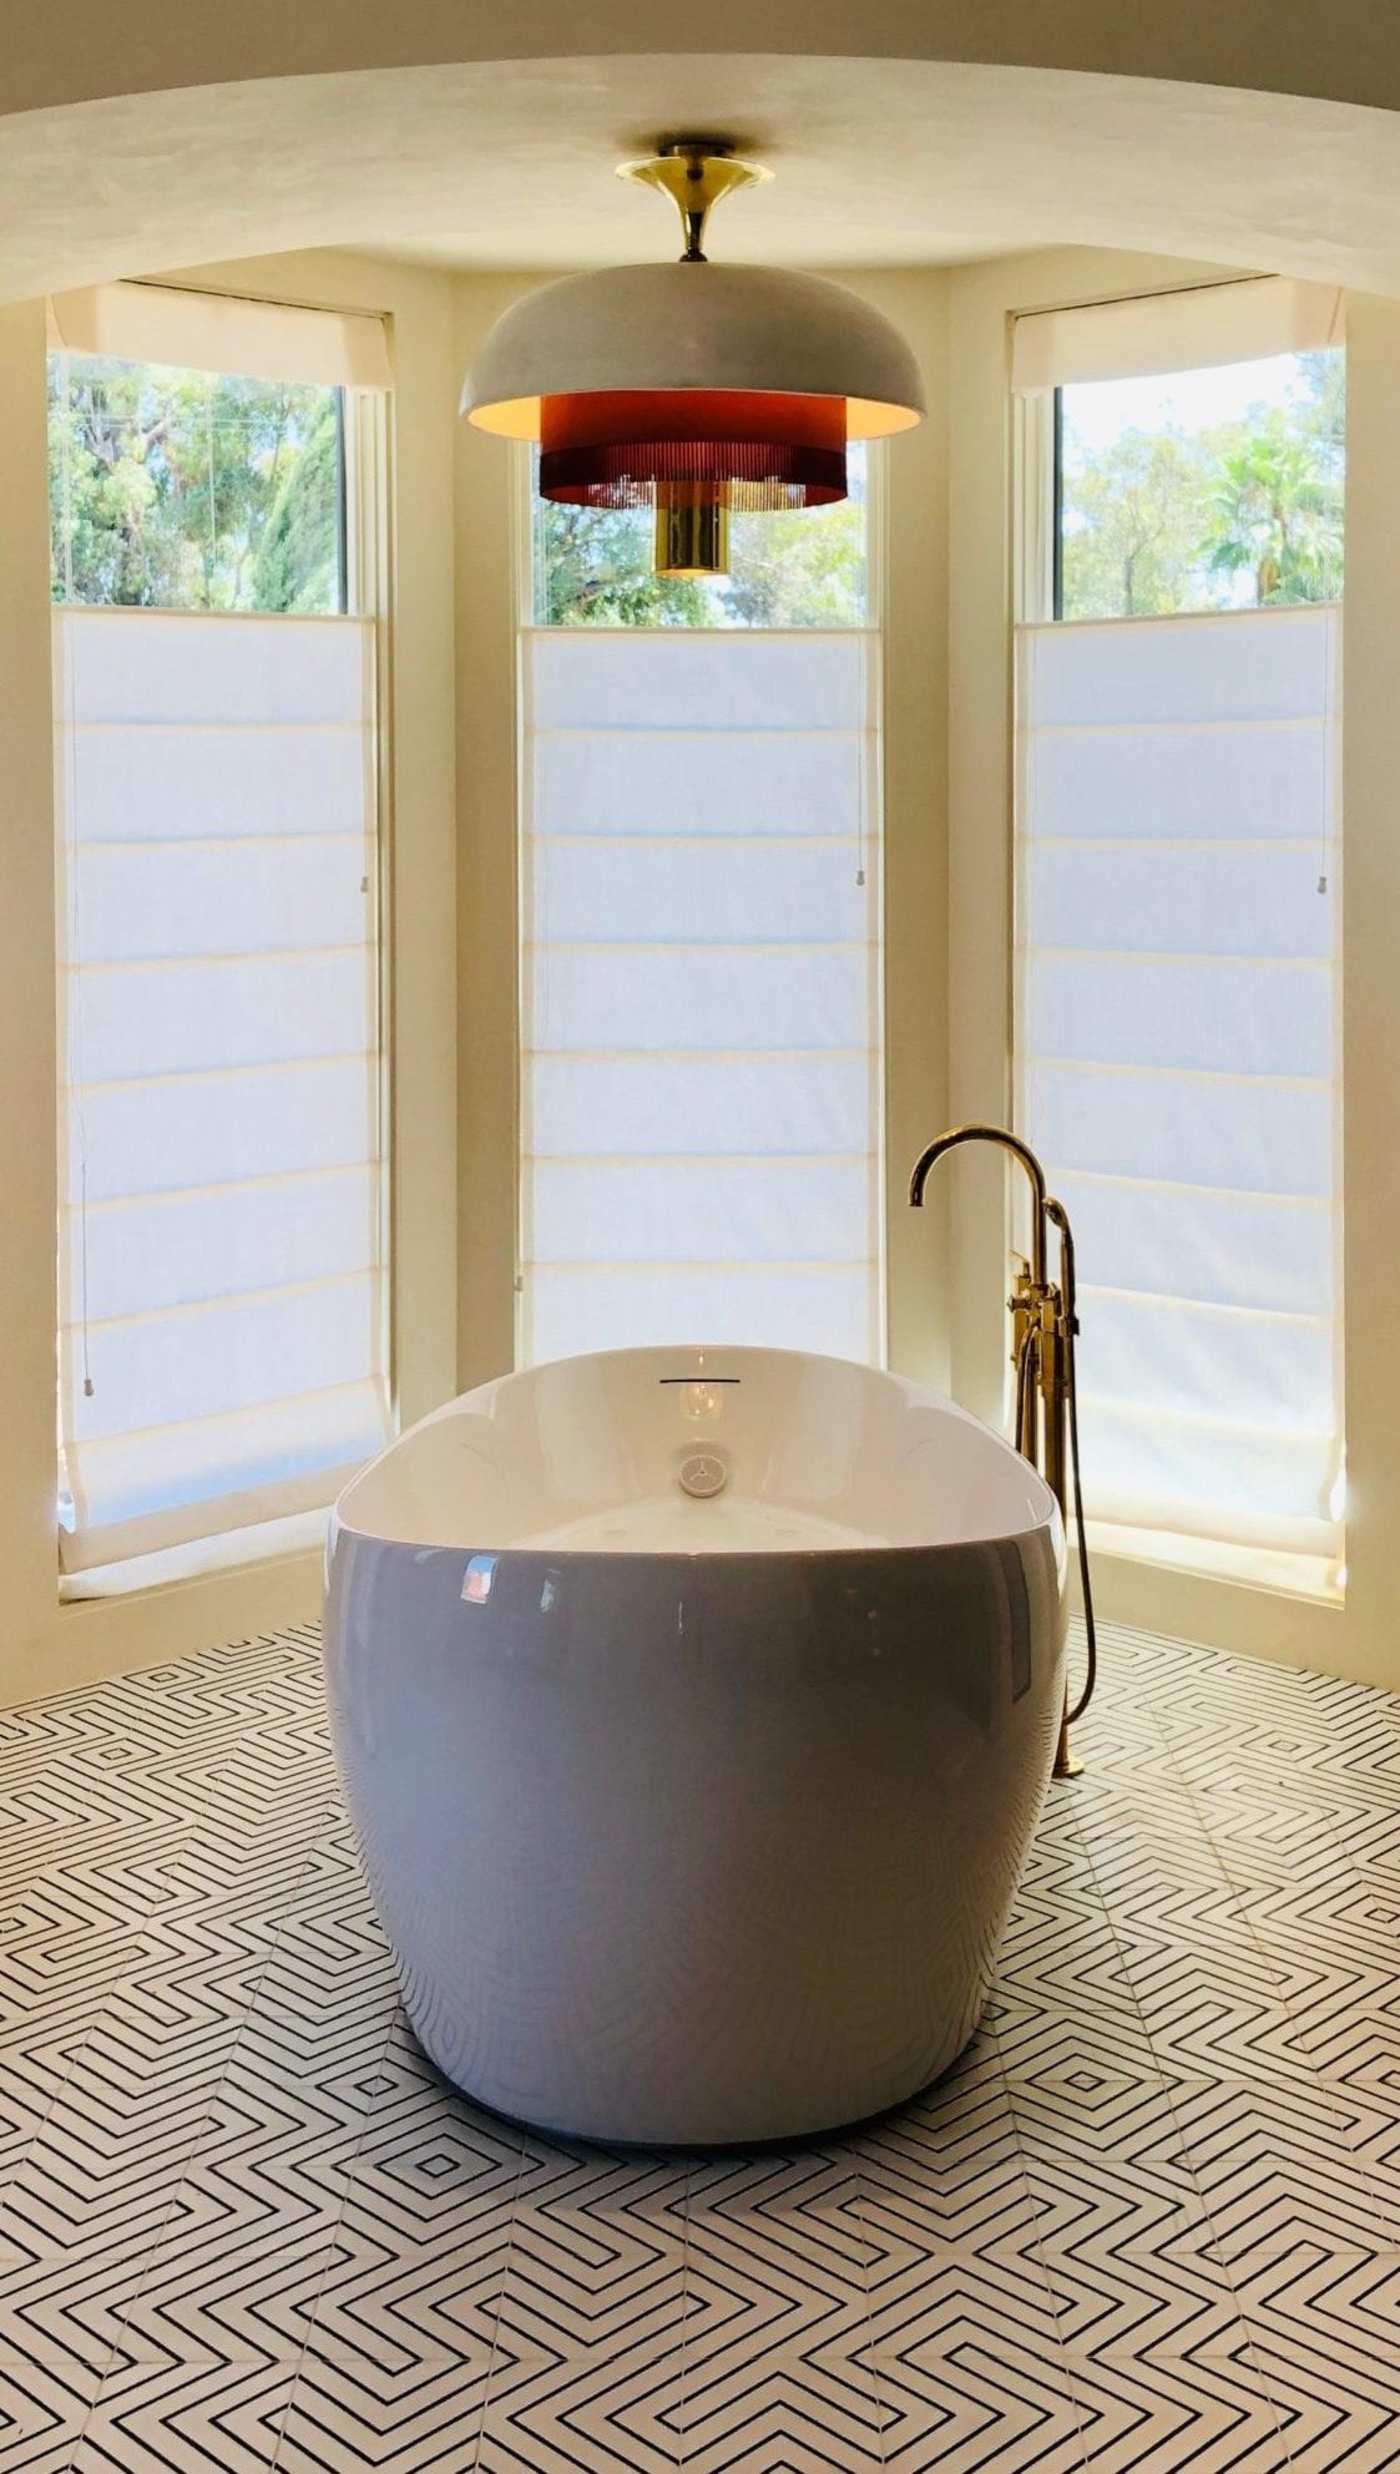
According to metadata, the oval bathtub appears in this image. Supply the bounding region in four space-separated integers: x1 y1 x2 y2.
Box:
324 1345 1066 2145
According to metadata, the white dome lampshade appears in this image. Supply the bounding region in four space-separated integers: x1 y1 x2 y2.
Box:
459 139 926 575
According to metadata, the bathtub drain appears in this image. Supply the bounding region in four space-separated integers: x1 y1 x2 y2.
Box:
678 1452 728 1499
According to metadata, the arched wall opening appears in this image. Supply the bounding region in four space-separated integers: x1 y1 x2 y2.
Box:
3 55 1400 305
5 37 1400 1699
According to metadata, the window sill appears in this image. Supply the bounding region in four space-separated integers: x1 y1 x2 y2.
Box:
59 1507 329 1603
1084 1519 1343 1608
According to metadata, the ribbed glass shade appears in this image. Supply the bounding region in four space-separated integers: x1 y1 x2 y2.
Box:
537 388 847 509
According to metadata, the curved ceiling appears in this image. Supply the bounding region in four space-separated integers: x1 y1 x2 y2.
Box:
6 54 1400 302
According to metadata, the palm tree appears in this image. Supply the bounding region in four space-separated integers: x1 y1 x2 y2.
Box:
1202 415 1343 605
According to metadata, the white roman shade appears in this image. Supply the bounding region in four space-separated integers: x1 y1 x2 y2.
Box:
55 609 388 1570
1012 277 1344 393
47 282 391 390
1016 605 1342 1562
520 629 882 1365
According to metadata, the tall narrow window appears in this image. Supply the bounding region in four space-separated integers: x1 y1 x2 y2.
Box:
519 450 883 1364
1012 278 1345 1589
50 283 393 1577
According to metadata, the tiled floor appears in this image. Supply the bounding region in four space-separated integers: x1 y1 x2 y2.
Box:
1 1619 1398 2470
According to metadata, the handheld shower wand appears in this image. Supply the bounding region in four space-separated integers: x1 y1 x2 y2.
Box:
909 1125 1097 1777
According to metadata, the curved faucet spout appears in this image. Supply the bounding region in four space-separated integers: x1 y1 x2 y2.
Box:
907 1122 1049 1286
907 1118 1097 1772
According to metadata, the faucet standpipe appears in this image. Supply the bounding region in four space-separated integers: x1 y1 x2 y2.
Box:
909 1125 1098 1777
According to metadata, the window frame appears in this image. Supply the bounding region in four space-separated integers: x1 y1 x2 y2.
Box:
512 440 890 1372
1009 310 1346 1600
49 311 394 1591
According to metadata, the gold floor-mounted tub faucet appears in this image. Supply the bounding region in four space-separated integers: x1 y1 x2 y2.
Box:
909 1125 1097 1777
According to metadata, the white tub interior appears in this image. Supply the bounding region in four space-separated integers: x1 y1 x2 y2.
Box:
336 1346 1056 1553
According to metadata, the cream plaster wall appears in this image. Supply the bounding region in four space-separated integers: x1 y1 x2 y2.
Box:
866 272 952 1391
452 276 527 1391
0 303 63 1673
0 249 459 1706
449 265 953 1399
1333 294 1400 1688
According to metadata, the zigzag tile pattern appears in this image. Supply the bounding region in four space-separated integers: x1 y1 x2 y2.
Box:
1 1617 1398 2469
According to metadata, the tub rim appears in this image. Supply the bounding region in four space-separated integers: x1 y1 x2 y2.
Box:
330 1340 1064 1560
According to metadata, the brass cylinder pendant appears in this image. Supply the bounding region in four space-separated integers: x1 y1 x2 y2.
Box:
654 491 731 577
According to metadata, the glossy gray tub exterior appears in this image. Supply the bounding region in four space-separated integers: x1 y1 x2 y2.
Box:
323 1349 1066 2145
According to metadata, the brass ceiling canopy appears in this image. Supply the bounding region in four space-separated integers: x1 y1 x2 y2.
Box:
617 138 771 264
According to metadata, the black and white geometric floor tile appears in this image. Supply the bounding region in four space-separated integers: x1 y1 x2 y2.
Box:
2 1617 1398 2470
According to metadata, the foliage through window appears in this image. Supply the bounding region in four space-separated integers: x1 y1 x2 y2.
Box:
531 444 869 627
1057 350 1344 621
49 353 346 614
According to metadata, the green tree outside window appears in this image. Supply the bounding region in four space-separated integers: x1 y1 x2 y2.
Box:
49 353 344 614
1060 349 1344 622
531 445 869 629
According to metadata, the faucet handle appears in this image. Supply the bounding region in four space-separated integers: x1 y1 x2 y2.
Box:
1007 1252 1036 1368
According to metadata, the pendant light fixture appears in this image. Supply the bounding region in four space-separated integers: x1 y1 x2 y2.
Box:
460 138 925 577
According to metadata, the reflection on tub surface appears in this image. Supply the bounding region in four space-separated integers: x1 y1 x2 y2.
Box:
324 1344 1066 2145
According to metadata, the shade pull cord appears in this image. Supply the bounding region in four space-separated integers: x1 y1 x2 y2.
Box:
1064 1329 1097 1723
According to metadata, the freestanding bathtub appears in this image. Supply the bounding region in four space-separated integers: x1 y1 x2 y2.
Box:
324 1345 1065 2145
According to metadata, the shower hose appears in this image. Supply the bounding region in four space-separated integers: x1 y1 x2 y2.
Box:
1013 1203 1098 1729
